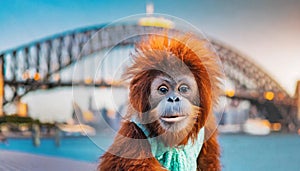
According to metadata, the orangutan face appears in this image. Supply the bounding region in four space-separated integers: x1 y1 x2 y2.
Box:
148 74 200 132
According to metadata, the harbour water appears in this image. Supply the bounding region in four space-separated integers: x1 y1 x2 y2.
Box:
0 133 299 171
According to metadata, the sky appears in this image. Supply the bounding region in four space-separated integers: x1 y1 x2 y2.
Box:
0 0 300 121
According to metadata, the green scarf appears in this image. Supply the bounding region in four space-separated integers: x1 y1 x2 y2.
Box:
134 122 205 171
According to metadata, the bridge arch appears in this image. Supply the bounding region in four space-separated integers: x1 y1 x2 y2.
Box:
0 23 297 130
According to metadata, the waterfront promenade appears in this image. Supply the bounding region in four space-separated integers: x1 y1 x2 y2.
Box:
1 134 300 171
0 150 97 171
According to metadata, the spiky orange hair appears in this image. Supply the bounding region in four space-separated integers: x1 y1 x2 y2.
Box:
124 33 223 135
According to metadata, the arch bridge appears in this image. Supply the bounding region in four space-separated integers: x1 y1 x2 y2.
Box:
0 24 298 132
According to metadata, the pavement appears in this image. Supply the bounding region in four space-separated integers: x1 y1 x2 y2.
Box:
0 150 98 171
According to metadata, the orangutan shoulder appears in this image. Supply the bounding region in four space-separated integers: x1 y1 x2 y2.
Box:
118 121 148 139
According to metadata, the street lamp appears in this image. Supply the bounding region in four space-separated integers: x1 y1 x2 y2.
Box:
264 91 274 101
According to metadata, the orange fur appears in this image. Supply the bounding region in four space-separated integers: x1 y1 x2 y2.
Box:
98 33 223 171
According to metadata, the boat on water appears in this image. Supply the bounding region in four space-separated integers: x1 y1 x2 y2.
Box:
218 119 271 135
243 119 271 135
218 124 242 134
56 123 96 137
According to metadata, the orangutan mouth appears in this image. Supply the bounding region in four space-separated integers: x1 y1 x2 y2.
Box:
160 115 187 123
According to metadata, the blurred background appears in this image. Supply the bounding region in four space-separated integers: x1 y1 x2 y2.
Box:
0 0 300 171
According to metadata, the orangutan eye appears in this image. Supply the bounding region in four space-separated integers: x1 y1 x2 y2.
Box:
178 84 189 93
158 85 168 94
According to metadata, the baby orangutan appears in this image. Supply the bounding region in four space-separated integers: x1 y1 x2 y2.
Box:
98 33 223 171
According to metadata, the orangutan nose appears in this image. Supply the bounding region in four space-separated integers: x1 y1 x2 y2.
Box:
167 96 180 103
